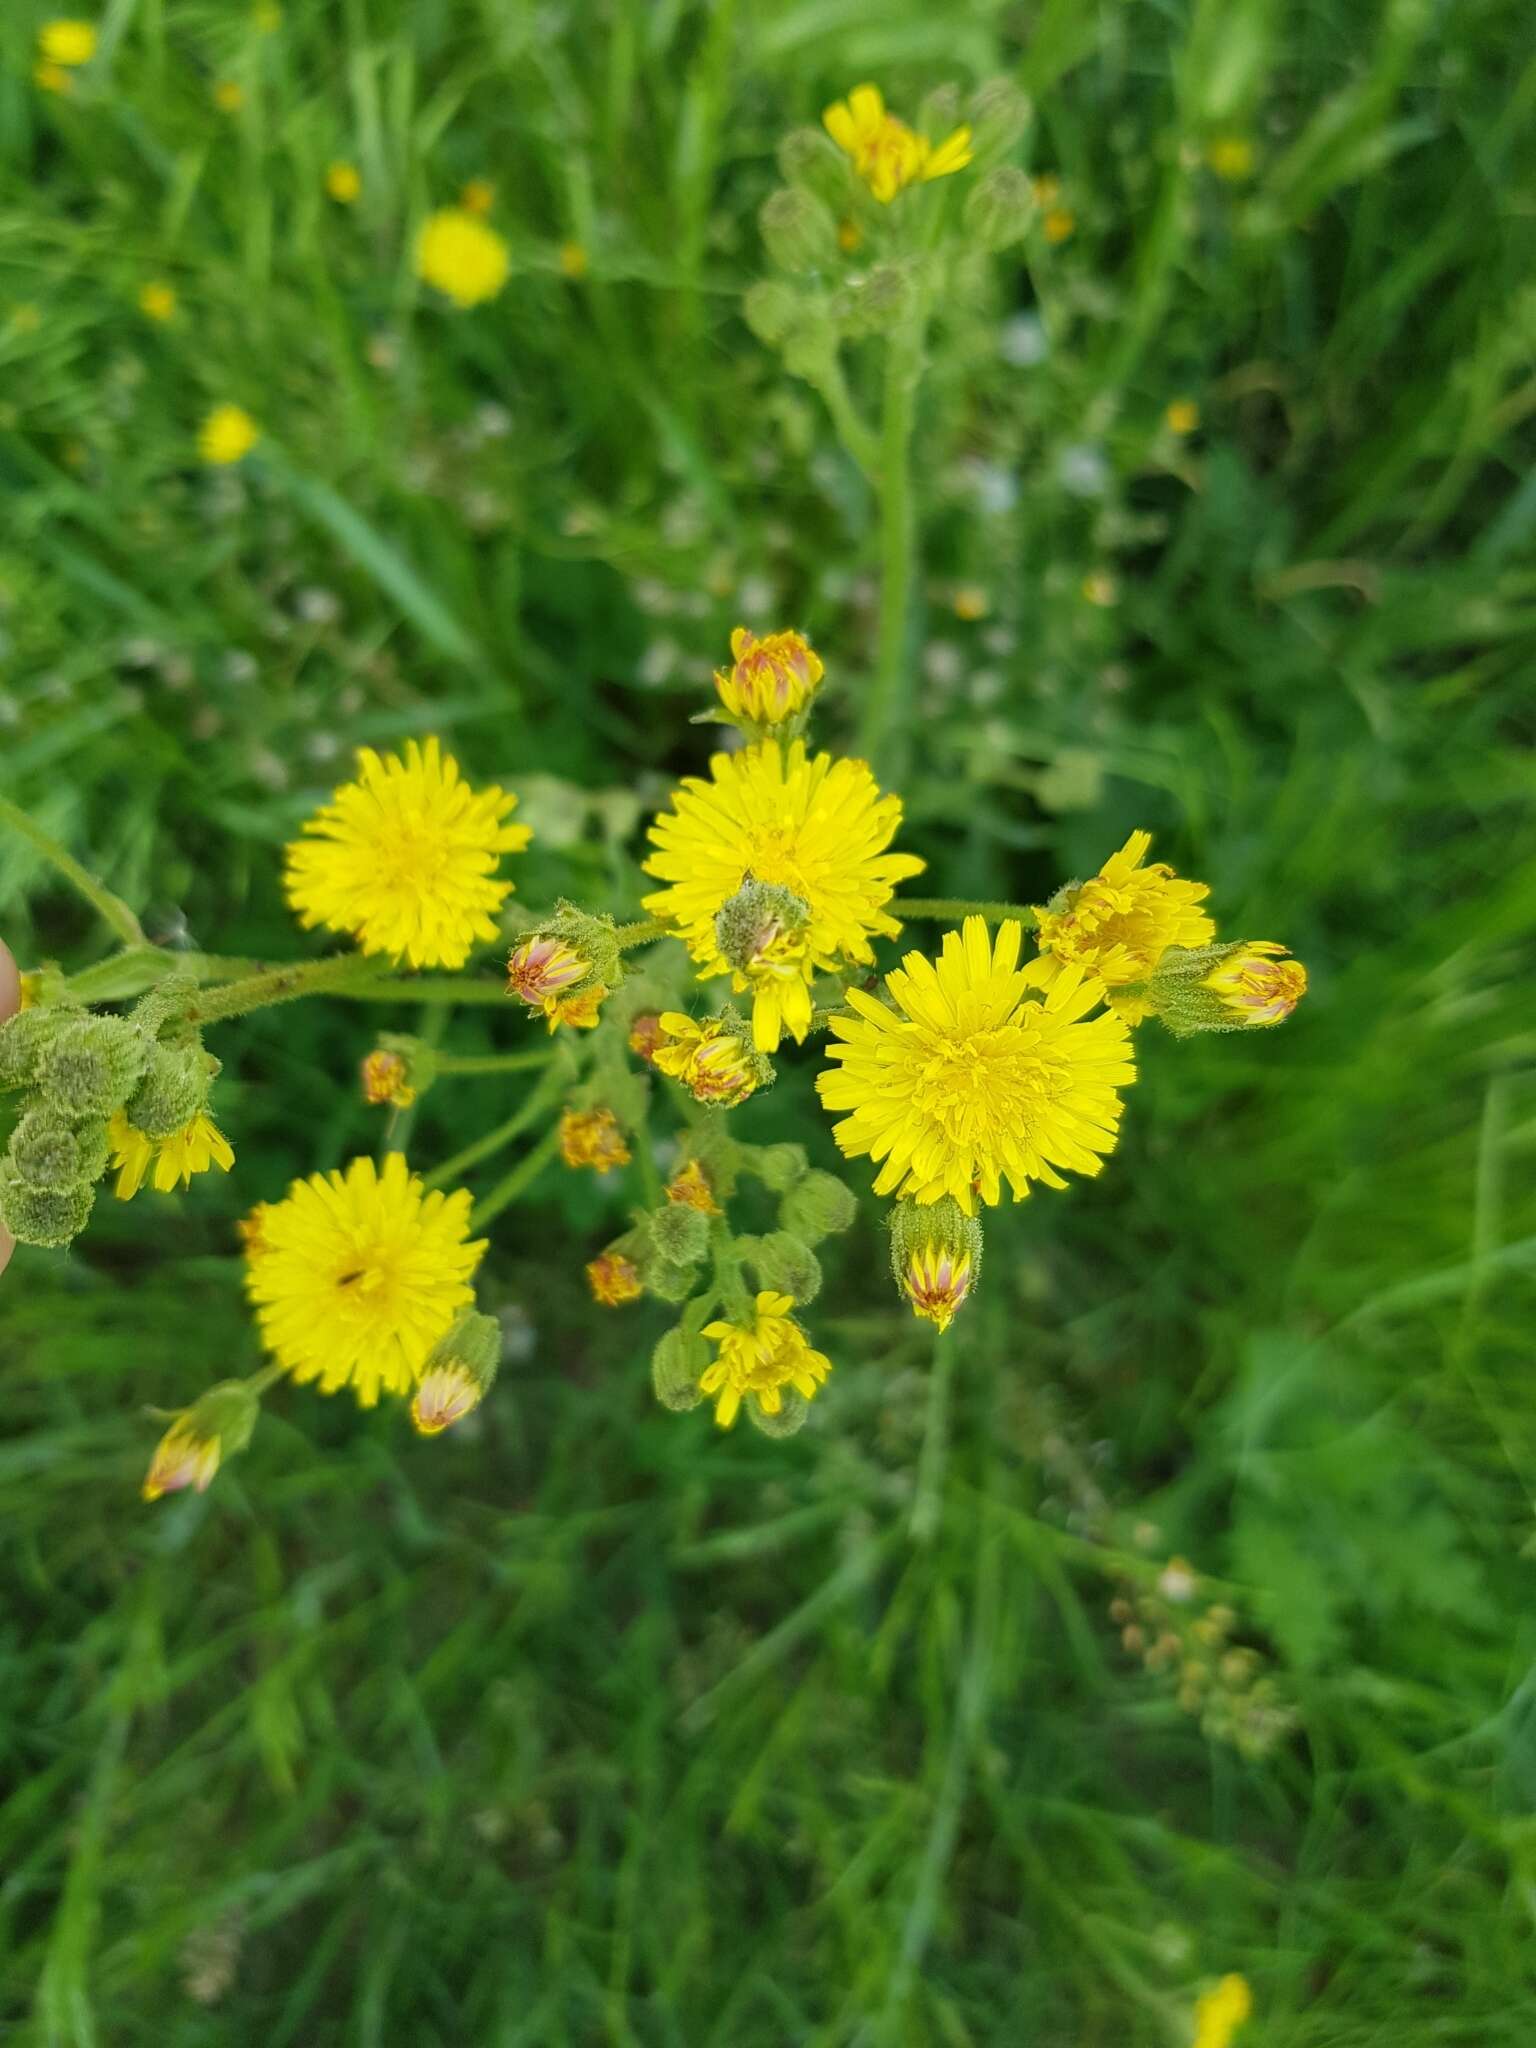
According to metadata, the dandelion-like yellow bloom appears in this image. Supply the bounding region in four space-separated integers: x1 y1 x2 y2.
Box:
213 79 245 114
198 404 259 465
107 1108 235 1201
142 1418 220 1501
139 281 177 323
1166 398 1200 435
823 85 973 204
713 627 823 727
1034 830 1214 989
559 1108 631 1173
416 207 510 308
1204 943 1307 1027
817 917 1136 1213
666 1159 720 1215
651 1015 762 1107
901 1242 974 1332
700 1291 831 1429
245 1152 485 1406
39 20 97 66
326 161 361 204
587 1250 643 1305
361 1048 414 1107
1193 1975 1252 2048
284 737 531 969
641 740 923 1053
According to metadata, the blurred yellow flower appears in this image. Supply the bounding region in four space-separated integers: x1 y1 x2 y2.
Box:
460 178 495 215
361 1048 415 1108
198 404 259 465
1166 398 1200 435
34 63 73 95
1193 1974 1252 2048
285 736 530 969
666 1159 720 1215
138 280 177 323
1081 571 1118 606
1043 207 1076 245
559 240 588 279
325 160 361 204
818 917 1136 1212
823 84 972 204
838 218 863 253
38 20 97 66
107 1109 235 1200
700 1291 831 1429
213 79 245 114
245 1152 485 1407
1207 136 1254 181
416 207 510 308
587 1250 643 1306
1035 830 1214 988
952 585 989 621
560 1108 631 1173
142 1417 220 1501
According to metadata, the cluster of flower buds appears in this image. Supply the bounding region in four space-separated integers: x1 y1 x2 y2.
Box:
506 903 623 1032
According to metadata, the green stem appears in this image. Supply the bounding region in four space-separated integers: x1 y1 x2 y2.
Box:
0 794 146 947
61 947 513 1008
859 309 927 774
710 1219 752 1323
470 1125 563 1230
422 1069 563 1192
433 1050 553 1077
895 897 1041 927
246 1362 289 1398
613 917 665 952
180 954 376 1027
809 355 881 482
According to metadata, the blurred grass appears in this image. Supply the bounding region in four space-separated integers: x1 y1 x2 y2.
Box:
3 0 1536 2042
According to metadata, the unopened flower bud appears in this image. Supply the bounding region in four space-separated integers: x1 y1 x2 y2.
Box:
506 933 589 1009
143 1379 260 1502
559 1106 632 1172
665 1159 720 1214
410 1310 502 1436
752 1142 808 1192
888 1196 982 1333
966 78 1033 164
646 1201 710 1268
759 186 838 274
0 1162 95 1247
743 1230 822 1305
777 125 850 206
1142 941 1308 1037
651 1326 708 1412
362 1047 415 1107
780 307 839 384
651 1013 771 1109
964 165 1036 251
36 1015 148 1123
124 1039 212 1138
713 627 824 730
742 280 802 349
8 1105 108 1190
714 880 812 982
0 1006 68 1091
831 261 914 339
746 1386 810 1438
778 1170 856 1245
506 904 620 1030
587 1249 643 1306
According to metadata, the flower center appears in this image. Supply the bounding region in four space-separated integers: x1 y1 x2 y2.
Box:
913 1022 1063 1149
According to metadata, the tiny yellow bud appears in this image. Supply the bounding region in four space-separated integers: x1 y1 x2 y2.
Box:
952 585 989 622
460 178 495 215
361 1048 415 1108
1042 206 1076 245
558 240 588 279
138 280 177 323
713 626 824 728
1165 398 1200 435
326 161 361 204
198 404 259 466
1203 943 1307 1027
213 79 245 114
1207 135 1254 181
559 1107 632 1173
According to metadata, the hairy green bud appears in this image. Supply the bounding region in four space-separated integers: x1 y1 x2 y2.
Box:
779 304 840 385
778 1171 857 1244
751 1142 808 1193
967 78 1033 165
888 1197 982 1333
646 1201 711 1268
1140 942 1308 1039
742 280 803 350
776 125 850 206
0 1007 70 1092
651 1326 709 1413
142 1379 262 1501
760 187 838 274
714 880 811 978
831 261 914 340
742 1230 823 1305
9 1106 108 1191
35 1015 147 1123
964 166 1036 252
410 1310 504 1435
125 1040 212 1138
746 1386 810 1439
639 1251 701 1305
0 1161 95 1248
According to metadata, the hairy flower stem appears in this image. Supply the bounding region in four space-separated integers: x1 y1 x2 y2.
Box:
422 1069 564 1193
470 1125 563 1230
710 1220 753 1322
859 308 927 777
895 897 1042 927
0 794 146 947
179 954 378 1026
613 917 666 951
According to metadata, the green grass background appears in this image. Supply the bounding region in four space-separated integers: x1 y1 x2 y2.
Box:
4 0 1536 2041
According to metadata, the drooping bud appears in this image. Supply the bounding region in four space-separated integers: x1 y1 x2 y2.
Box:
587 1249 644 1306
778 1170 857 1245
742 280 803 349
651 1325 709 1412
964 165 1036 251
651 1012 772 1109
712 627 824 731
362 1046 416 1108
142 1379 260 1502
35 1014 147 1123
759 186 839 274
888 1196 982 1333
559 1106 632 1173
0 1162 95 1248
714 879 812 987
1141 941 1308 1037
646 1200 710 1268
742 1230 822 1305
966 78 1033 165
409 1310 502 1436
665 1159 720 1215
750 1142 808 1192
123 1038 213 1138
8 1105 108 1190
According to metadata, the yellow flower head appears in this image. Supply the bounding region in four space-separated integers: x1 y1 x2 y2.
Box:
108 1108 234 1201
823 84 973 204
587 1250 643 1306
1043 207 1076 245
139 280 177 323
198 403 259 465
507 934 589 1016
35 62 72 94
548 984 607 1032
245 1152 485 1406
416 207 510 308
39 20 97 66
713 627 824 728
641 739 924 1053
213 79 244 114
559 240 588 279
1166 398 1200 435
1207 136 1255 182
817 916 1136 1213
559 1107 631 1174
666 1158 720 1215
651 1014 764 1108
901 1241 974 1333
1203 942 1307 1027
1034 830 1214 988
284 736 531 969
700 1291 831 1430
361 1048 415 1108
326 160 361 204
142 1417 220 1502
1193 1974 1252 2048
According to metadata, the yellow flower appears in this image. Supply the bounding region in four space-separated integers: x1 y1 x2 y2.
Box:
213 80 245 114
641 739 924 1053
628 1013 666 1064
952 585 989 621
1193 1974 1252 2048
651 1014 763 1108
666 1159 720 1215
361 1048 415 1107
1203 942 1307 1027
901 1242 974 1333
460 178 495 215
416 207 510 308
506 934 589 1018
326 160 361 204
817 916 1136 1213
142 1417 220 1501
35 62 73 95
1043 207 1076 244
38 20 97 66
838 218 863 253
1166 398 1200 435
138 280 177 323
253 1 283 30
1034 830 1214 988
548 985 607 1032
198 404 259 465
245 1152 485 1406
559 240 588 279
713 626 824 727
587 1250 643 1305
559 1108 631 1173
1207 136 1255 181
1081 571 1118 607
700 1292 831 1429
108 1108 235 1201
823 84 973 204
284 736 531 970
